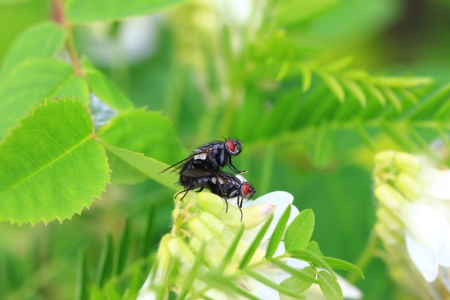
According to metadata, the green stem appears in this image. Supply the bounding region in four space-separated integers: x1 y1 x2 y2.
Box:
52 0 83 76
347 229 379 284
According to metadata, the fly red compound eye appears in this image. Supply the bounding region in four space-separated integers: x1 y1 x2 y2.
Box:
242 183 250 196
227 140 236 152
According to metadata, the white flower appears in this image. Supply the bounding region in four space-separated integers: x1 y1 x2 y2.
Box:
138 190 362 300
374 150 450 297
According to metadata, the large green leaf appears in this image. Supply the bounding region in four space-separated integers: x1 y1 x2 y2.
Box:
82 59 134 111
0 22 66 81
65 0 187 22
0 59 89 138
103 144 178 191
98 108 185 185
0 98 110 225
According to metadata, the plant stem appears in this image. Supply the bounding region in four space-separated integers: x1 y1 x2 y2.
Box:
51 0 83 75
347 229 379 284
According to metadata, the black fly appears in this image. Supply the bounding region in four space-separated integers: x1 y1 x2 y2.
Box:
175 169 257 220
162 138 256 221
159 139 246 174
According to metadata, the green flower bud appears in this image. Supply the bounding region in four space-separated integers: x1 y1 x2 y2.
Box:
394 152 421 175
188 218 215 241
374 150 395 164
375 222 400 246
395 172 422 200
375 184 406 209
167 237 195 273
376 207 402 231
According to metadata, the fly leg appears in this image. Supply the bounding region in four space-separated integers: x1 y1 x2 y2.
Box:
228 156 247 174
216 180 228 213
237 196 243 221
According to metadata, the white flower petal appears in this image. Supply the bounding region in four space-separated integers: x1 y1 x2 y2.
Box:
336 274 363 299
397 203 446 251
419 166 450 200
405 233 439 282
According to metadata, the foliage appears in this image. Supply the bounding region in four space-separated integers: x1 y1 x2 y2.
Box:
1 0 449 299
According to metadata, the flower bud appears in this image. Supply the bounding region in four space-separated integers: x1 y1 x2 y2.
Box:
375 222 400 246
394 152 421 174
375 184 406 209
188 218 215 241
196 192 276 229
199 211 225 236
167 237 195 273
396 173 422 200
376 207 402 231
374 150 395 164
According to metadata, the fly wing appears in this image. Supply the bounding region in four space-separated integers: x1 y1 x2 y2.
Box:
181 169 217 178
159 149 212 174
159 153 198 174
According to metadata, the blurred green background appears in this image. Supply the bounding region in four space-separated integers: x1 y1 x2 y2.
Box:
1 0 450 299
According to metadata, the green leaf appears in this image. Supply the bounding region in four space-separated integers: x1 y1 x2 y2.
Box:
98 108 185 163
239 214 273 269
409 83 450 120
200 272 259 300
265 205 291 259
318 270 343 300
82 59 134 111
141 207 156 258
318 72 345 102
289 250 335 276
177 242 206 300
106 150 147 185
0 59 89 137
0 98 109 224
270 259 318 283
341 79 366 107
322 56 353 72
284 209 315 252
75 250 90 300
98 109 186 185
66 0 187 22
365 84 386 105
305 241 323 256
115 218 131 276
382 88 401 111
245 270 303 299
218 225 244 273
322 256 364 278
280 266 316 293
96 234 114 288
313 121 334 168
0 22 66 81
103 144 178 191
368 76 433 88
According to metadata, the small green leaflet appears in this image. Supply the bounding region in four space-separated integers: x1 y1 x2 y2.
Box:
318 270 343 300
265 204 291 259
103 144 178 191
0 58 89 138
65 0 188 22
0 98 110 225
280 266 315 293
82 59 134 111
0 22 66 81
323 257 364 278
284 209 315 252
98 109 186 185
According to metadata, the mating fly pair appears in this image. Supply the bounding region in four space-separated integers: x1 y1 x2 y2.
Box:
160 139 257 219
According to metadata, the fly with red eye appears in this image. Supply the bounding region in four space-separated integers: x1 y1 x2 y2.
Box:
159 138 246 175
174 169 257 221
162 138 257 221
